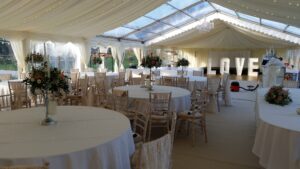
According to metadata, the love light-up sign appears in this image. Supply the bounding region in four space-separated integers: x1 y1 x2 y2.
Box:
207 57 259 77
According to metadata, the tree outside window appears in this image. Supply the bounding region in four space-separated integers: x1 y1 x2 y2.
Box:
123 48 138 69
0 39 17 71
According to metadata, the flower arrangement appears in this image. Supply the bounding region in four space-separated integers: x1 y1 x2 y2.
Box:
23 62 69 96
141 55 162 68
176 58 189 67
92 56 102 65
25 53 44 63
265 86 292 106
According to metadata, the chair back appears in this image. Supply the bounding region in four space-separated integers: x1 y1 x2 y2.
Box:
8 81 29 110
112 89 129 112
283 80 299 88
177 70 187 76
70 72 78 90
161 76 176 86
130 78 143 85
170 112 177 147
95 72 106 84
193 70 203 76
0 74 12 81
133 110 150 143
221 73 229 88
149 92 171 114
139 133 172 169
19 73 27 80
71 68 79 73
176 77 189 89
78 78 88 96
207 77 221 93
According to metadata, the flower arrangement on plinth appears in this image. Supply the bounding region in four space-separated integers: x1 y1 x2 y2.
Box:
265 86 292 106
176 58 189 67
141 55 162 68
25 53 44 63
141 55 162 90
23 62 69 125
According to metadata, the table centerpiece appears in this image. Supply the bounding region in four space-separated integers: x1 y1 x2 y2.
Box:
265 86 292 106
23 62 69 125
141 55 162 90
176 58 189 77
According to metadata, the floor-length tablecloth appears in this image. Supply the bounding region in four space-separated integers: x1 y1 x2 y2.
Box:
0 106 135 169
253 88 300 169
113 85 191 113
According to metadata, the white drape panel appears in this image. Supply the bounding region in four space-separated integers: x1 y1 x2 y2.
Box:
133 48 142 66
75 42 89 72
0 0 165 37
110 46 118 72
9 38 26 76
117 46 125 70
286 49 300 69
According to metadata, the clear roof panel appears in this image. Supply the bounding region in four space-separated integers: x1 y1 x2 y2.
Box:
261 19 287 30
145 4 177 20
238 12 260 23
161 12 193 27
286 26 300 36
184 2 215 19
167 0 200 10
124 16 155 29
211 3 236 16
126 31 157 40
142 22 173 34
103 27 134 37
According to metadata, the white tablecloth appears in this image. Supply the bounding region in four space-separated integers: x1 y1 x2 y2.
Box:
113 85 191 113
0 106 135 169
253 88 300 169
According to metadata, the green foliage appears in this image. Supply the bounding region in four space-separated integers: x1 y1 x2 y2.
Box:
25 53 44 63
176 58 189 67
141 55 162 68
104 57 114 72
0 57 17 70
123 50 138 68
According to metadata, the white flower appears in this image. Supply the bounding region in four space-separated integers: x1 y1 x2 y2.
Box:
37 79 41 84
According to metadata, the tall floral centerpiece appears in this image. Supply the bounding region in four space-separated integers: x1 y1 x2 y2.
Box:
23 62 69 125
176 58 189 76
141 55 162 90
265 86 292 106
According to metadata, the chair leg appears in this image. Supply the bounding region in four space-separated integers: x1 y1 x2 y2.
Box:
216 94 220 112
147 122 152 141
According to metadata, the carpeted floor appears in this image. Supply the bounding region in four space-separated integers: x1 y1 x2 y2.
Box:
172 85 262 169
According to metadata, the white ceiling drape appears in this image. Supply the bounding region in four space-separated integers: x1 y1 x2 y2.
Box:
0 0 165 38
154 20 296 49
210 0 300 28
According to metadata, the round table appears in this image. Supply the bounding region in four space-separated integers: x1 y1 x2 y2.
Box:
253 88 300 169
0 106 134 169
113 85 191 113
